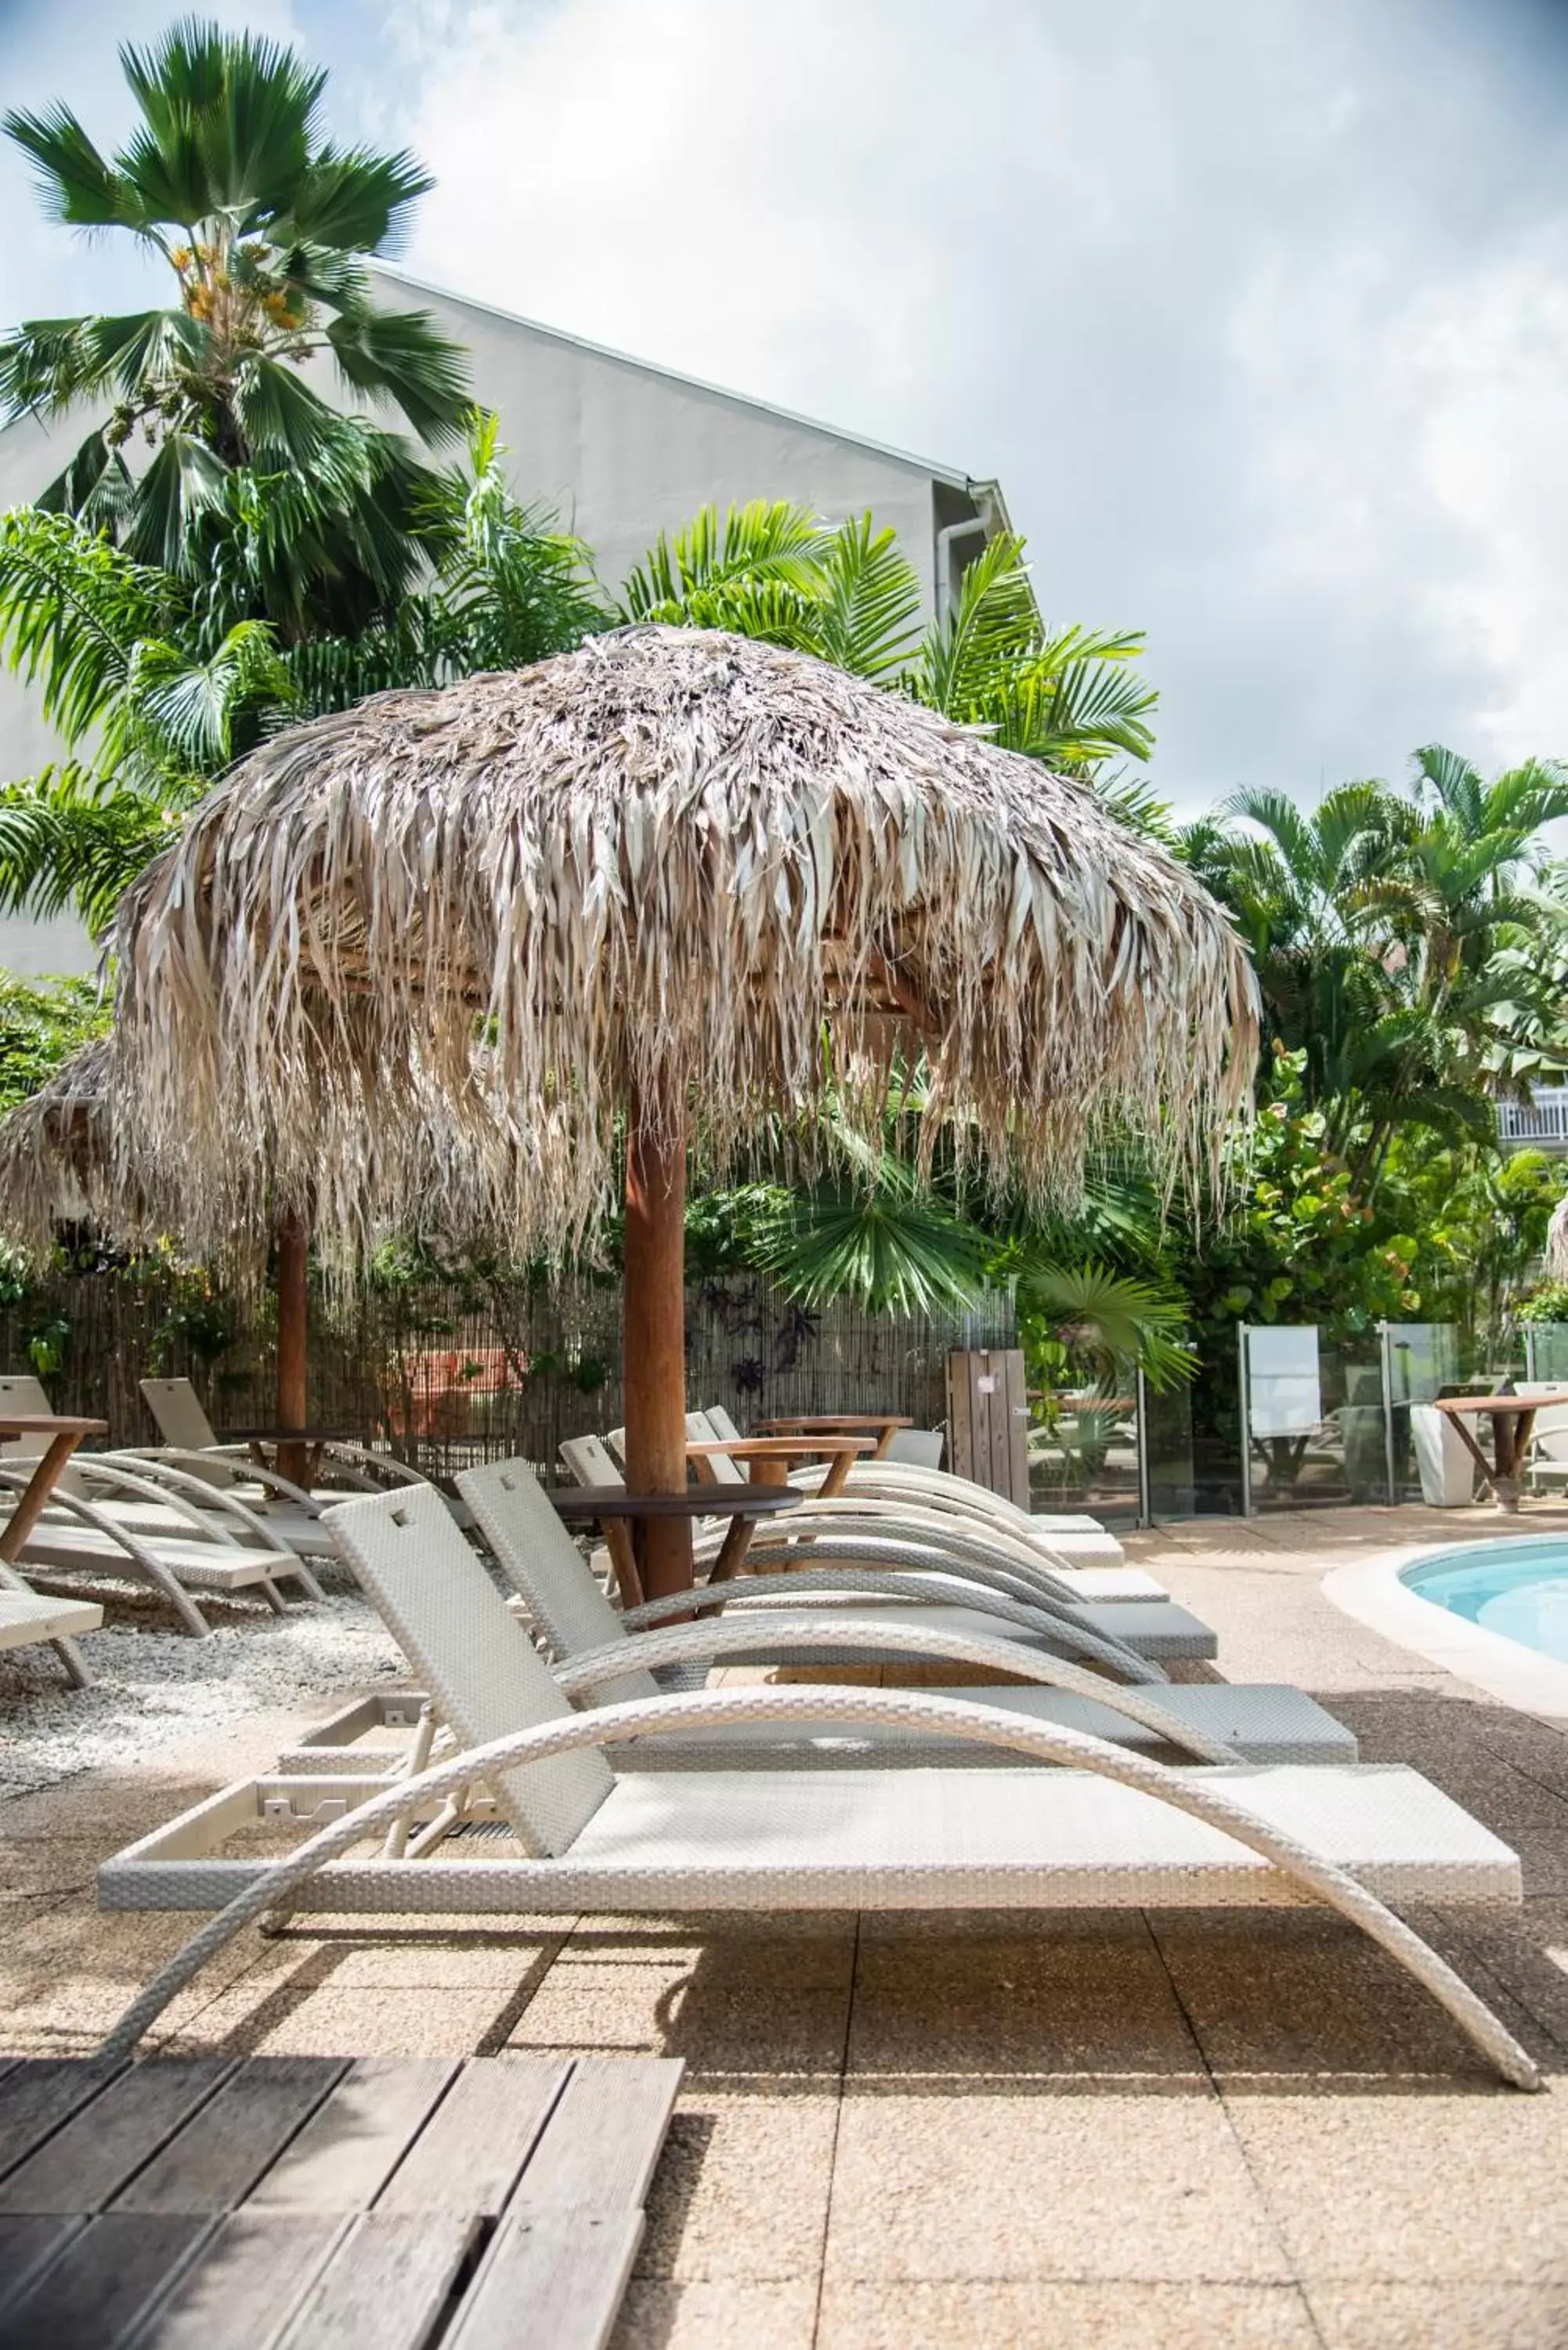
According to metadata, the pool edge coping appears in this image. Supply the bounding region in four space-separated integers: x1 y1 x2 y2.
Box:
1324 1535 1568 1726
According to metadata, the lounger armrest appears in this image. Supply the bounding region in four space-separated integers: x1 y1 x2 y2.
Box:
556 1617 1236 1762
98 1682 1541 2093
728 1532 1095 1624
621 1568 1159 1683
114 1446 324 1514
716 1512 1077 1599
699 1495 1079 1580
94 1457 305 1560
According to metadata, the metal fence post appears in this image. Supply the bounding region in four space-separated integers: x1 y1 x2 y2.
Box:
1237 1325 1253 1517
1379 1321 1397 1506
1526 1326 1537 1383
1135 1365 1152 1528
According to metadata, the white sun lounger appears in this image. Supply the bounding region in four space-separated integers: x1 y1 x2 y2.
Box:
457 1458 1356 1764
0 1460 323 1637
0 1554 102 1685
694 1407 1162 1599
562 1424 1170 1609
558 1430 1211 1673
275 1459 1350 1776
133 1376 461 1556
96 1484 1537 2089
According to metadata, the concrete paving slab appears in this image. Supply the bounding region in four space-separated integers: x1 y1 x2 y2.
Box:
503 1949 854 2080
847 1929 1205 2081
816 2280 1321 2348
1306 2282 1568 2348
631 2090 840 2282
823 2091 1292 2283
1227 2086 1568 2282
610 2278 820 2347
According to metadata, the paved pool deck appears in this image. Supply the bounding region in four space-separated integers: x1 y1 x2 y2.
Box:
4 1502 1568 2348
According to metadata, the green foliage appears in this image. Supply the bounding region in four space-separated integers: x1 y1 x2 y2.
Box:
0 971 108 1111
1517 1280 1568 1325
1171 1068 1417 1358
2 20 470 635
1183 754 1568 1181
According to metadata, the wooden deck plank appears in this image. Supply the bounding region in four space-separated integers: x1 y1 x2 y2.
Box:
119 2212 344 2350
446 2213 643 2350
510 2056 685 2215
0 2211 212 2349
0 2213 85 2318
247 2058 460 2214
0 2059 233 2214
274 2211 479 2350
376 2057 572 2218
0 2056 128 2179
114 2056 347 2214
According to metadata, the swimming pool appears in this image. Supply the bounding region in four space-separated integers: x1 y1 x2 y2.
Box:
1403 1538 1568 1667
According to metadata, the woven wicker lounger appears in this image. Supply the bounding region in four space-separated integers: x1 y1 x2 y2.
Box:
0 1578 102 1685
558 1433 1198 1658
0 1466 323 1637
457 1457 1355 1764
96 1485 1535 2088
272 1462 1347 1776
701 1403 1142 1574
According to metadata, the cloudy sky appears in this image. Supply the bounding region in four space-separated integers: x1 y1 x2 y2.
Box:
2 0 1565 812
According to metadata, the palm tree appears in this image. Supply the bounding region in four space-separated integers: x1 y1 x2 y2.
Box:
621 501 1164 814
1185 759 1568 1183
1 20 471 634
0 420 606 935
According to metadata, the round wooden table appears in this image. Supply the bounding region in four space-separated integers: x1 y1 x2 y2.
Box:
0 1415 108 1566
686 1434 876 1498
1432 1390 1568 1512
754 1413 913 1460
549 1480 804 1598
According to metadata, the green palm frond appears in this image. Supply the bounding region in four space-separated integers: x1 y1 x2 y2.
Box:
0 765 182 937
810 514 923 678
747 1172 989 1317
0 508 180 743
620 500 829 621
2 24 469 634
1018 1259 1197 1389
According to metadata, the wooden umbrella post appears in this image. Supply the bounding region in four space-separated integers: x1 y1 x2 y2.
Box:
622 1080 693 1600
276 1206 309 1491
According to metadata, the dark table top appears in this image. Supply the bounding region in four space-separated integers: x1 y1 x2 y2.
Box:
547 1482 804 1520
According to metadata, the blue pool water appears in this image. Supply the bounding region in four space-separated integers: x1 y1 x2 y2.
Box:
1404 1539 1568 1665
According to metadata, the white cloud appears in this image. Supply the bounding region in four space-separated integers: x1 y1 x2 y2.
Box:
4 0 1566 808
381 0 1568 804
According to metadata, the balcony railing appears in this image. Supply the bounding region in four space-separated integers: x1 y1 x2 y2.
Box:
1498 1087 1568 1144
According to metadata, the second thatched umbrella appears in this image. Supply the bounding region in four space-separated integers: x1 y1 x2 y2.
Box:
109 624 1258 1595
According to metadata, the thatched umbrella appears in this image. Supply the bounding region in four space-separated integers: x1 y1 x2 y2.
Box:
0 1034 499 1457
108 625 1259 1595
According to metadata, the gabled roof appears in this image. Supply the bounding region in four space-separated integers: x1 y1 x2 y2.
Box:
371 262 1003 508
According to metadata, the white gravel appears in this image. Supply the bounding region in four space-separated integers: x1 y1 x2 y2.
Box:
0 1577 405 1802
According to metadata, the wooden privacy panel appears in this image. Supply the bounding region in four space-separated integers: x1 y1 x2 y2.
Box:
945 1348 1031 1505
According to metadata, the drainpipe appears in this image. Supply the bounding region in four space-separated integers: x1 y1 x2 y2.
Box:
934 516 989 630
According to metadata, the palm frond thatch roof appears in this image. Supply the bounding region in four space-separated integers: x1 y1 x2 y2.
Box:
109 625 1259 1264
0 1037 128 1260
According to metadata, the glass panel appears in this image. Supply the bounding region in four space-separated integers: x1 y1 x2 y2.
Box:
1241 1326 1385 1511
1140 1373 1196 1521
1027 1379 1141 1529
1526 1324 1568 1382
